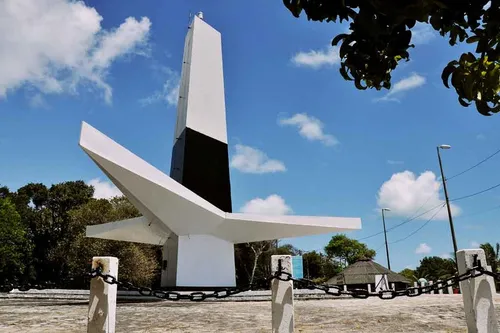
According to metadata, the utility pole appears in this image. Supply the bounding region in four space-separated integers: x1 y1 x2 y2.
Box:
381 208 391 271
437 145 459 265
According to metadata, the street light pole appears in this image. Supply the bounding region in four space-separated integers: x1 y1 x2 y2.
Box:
437 145 459 262
381 208 391 271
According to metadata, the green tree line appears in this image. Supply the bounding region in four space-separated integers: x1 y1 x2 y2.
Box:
0 180 377 288
399 243 500 291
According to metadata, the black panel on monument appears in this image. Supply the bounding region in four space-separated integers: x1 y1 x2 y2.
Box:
170 127 232 213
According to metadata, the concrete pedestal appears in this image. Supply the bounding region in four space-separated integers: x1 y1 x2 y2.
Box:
162 234 236 287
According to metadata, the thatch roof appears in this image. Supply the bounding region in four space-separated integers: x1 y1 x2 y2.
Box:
326 259 411 285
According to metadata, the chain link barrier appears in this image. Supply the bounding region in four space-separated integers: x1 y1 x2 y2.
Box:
2 261 499 302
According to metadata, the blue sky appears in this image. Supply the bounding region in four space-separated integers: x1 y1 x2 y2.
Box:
1 0 500 272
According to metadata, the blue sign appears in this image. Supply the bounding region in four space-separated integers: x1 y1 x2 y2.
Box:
292 256 303 279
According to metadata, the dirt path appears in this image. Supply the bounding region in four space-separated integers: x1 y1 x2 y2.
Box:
1 295 499 332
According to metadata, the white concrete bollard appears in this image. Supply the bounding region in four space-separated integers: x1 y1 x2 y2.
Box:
88 257 118 333
414 281 418 288
437 281 443 294
367 284 372 293
271 255 294 333
457 249 499 333
391 283 395 290
448 285 454 294
428 280 433 294
343 284 347 291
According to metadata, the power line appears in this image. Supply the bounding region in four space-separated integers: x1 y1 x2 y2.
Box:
390 205 445 244
374 243 386 252
450 182 500 202
358 203 444 241
446 147 500 181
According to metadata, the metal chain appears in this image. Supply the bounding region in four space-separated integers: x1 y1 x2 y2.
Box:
89 267 271 301
2 264 499 301
272 266 490 300
0 281 56 293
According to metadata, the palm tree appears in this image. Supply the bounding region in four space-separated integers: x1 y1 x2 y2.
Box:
480 242 500 291
480 243 499 272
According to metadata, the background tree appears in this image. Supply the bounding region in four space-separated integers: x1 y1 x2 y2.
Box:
67 196 160 287
480 242 499 273
399 268 417 282
415 256 456 281
0 180 161 288
283 0 500 115
302 251 342 282
248 241 275 284
0 197 28 282
480 242 499 291
324 234 376 266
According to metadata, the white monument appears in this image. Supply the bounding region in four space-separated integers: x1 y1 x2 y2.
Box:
80 13 362 288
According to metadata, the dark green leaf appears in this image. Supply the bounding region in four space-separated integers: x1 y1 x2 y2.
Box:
339 65 353 81
458 97 471 107
332 34 349 46
441 64 456 89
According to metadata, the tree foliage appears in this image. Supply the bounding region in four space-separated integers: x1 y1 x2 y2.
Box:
415 256 456 281
302 250 342 282
0 181 160 288
324 234 376 266
399 268 417 282
0 197 28 281
283 0 500 115
480 242 499 272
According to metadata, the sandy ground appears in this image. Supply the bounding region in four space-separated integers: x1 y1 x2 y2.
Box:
0 295 499 332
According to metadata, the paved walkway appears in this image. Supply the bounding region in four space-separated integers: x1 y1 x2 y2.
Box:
1 295 499 332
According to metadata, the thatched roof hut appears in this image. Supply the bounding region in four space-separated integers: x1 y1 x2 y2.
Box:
326 258 411 290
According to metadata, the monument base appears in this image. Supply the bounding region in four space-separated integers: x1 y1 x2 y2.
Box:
161 234 236 288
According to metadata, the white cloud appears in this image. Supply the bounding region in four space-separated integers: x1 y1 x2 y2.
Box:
415 243 432 254
440 253 452 259
476 134 486 140
279 113 339 146
377 170 461 220
29 93 48 109
230 144 286 174
376 73 426 102
139 67 180 107
291 46 340 69
470 241 480 248
411 23 436 45
240 194 293 215
0 0 151 104
387 160 404 165
88 178 122 199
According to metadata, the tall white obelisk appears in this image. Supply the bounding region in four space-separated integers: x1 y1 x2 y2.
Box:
164 12 234 287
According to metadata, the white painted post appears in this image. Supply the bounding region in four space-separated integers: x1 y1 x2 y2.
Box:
88 257 118 333
367 283 372 293
457 249 499 333
343 284 347 291
271 255 294 333
437 281 443 294
414 281 418 288
428 280 433 294
448 285 454 294
391 282 395 290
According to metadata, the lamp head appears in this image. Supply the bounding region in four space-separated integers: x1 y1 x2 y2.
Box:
439 144 451 149
382 208 391 212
